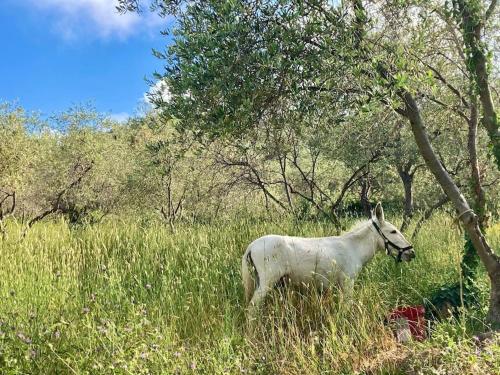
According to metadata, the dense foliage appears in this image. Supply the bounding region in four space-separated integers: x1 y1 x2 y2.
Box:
2 101 497 233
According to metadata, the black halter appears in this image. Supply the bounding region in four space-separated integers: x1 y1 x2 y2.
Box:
372 220 413 262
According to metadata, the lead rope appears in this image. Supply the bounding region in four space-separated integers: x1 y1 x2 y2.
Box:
454 209 475 233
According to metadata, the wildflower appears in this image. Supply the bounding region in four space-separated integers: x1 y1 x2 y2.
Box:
190 362 197 370
90 293 96 302
140 352 149 360
484 347 493 356
174 351 181 358
55 271 61 278
17 332 32 344
53 330 61 339
82 307 90 314
145 283 152 290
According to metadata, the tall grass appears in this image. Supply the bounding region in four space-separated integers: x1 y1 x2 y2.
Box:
0 215 498 374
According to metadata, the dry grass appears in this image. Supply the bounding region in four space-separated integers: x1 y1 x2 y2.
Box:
0 214 498 374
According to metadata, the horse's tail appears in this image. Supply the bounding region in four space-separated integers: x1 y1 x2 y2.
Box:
242 249 257 304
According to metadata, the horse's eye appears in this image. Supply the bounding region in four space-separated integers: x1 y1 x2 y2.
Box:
391 230 397 234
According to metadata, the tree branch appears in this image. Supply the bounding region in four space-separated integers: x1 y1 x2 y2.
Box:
485 0 498 21
23 163 93 234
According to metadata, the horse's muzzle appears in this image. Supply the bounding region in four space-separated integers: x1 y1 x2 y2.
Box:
407 249 416 261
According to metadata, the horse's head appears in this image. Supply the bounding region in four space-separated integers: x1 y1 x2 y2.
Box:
371 202 415 262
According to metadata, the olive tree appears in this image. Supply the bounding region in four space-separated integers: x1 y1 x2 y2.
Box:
0 103 36 237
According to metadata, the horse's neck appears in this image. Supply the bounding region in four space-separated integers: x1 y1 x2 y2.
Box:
345 221 380 266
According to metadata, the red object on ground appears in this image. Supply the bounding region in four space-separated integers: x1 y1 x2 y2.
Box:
388 305 427 341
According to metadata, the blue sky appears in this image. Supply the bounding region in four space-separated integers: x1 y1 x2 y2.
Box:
0 0 171 121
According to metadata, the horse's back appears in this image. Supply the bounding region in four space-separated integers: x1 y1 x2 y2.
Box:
246 234 289 256
244 234 358 293
246 234 340 261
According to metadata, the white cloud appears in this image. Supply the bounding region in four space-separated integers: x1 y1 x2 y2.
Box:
108 112 130 123
24 0 164 40
144 79 172 105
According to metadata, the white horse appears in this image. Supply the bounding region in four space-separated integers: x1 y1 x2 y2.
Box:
241 203 414 312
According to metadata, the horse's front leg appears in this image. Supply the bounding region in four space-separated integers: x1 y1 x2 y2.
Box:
338 273 355 300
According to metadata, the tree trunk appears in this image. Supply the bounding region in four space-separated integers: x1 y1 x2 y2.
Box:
467 75 487 228
359 175 372 218
278 155 294 211
398 169 414 232
0 190 15 240
459 95 483 299
401 91 500 327
454 0 500 168
491 276 500 325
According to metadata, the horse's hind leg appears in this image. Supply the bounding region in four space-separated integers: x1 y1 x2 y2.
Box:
247 273 282 320
246 285 266 323
249 286 267 309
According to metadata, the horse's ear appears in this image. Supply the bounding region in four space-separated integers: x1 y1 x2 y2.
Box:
375 202 385 223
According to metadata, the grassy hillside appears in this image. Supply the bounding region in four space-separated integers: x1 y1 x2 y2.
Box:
0 215 499 374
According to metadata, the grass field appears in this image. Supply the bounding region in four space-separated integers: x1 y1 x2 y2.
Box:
0 214 499 374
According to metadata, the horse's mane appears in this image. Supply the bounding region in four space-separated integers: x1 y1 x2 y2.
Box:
346 219 372 234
